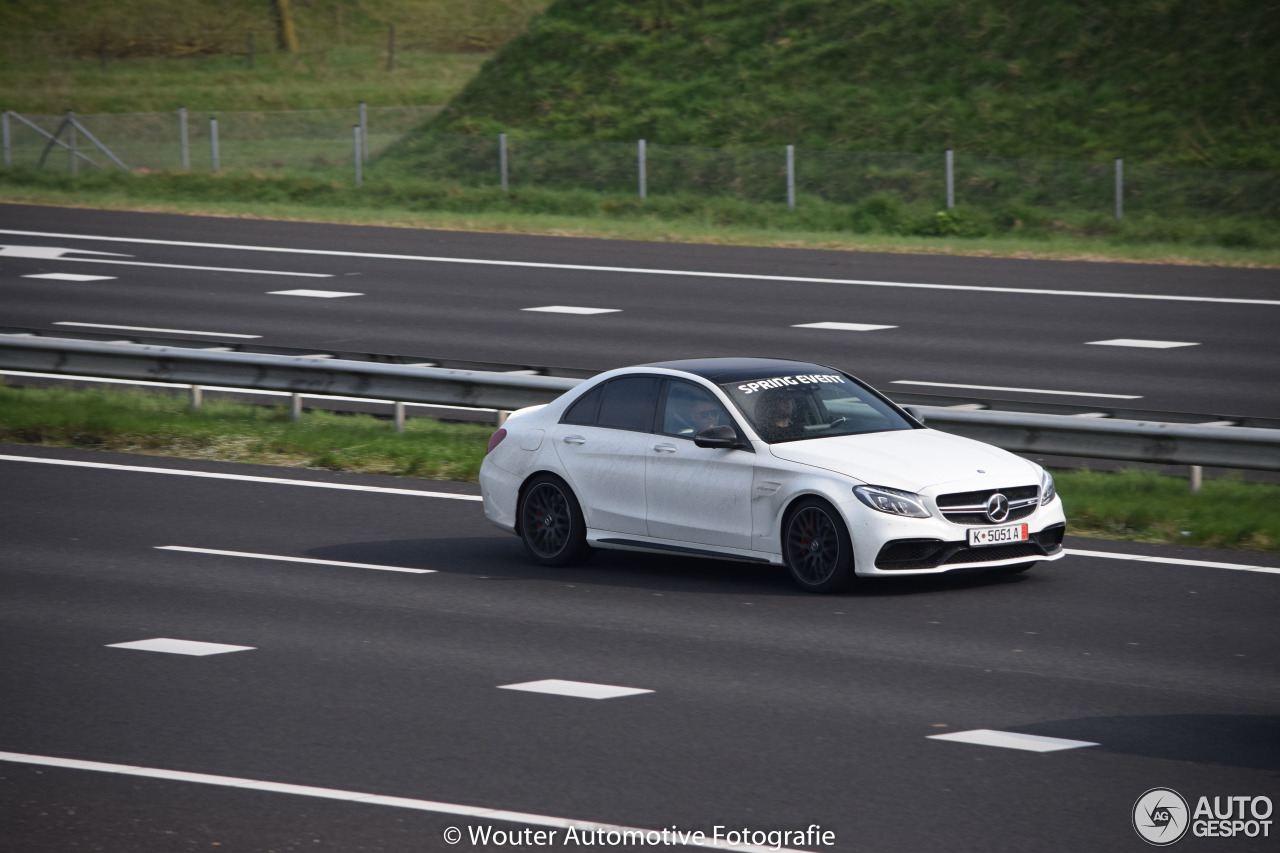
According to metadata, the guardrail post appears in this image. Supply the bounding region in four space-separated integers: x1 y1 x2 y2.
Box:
179 107 189 171
786 144 796 210
290 393 303 422
2 111 10 166
394 401 406 432
496 410 511 427
359 102 369 162
67 111 77 176
1114 158 1123 220
499 133 508 191
353 125 362 187
190 384 203 412
945 149 954 209
638 138 646 200
1190 465 1203 494
210 117 220 173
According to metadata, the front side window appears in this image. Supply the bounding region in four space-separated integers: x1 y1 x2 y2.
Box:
660 380 733 438
719 371 913 443
595 376 661 432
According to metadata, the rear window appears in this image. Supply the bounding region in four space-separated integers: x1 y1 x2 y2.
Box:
595 376 661 432
719 371 913 443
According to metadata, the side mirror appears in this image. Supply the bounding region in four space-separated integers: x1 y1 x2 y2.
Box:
694 424 739 449
903 406 925 425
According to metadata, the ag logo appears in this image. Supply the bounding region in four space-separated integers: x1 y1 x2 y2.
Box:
1133 788 1190 845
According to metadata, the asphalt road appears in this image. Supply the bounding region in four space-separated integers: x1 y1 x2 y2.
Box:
2 204 1279 418
2 445 1277 852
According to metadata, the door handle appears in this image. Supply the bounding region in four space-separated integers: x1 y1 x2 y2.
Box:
561 435 587 445
653 443 677 453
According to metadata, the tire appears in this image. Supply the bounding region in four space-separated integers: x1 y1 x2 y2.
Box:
990 562 1036 576
783 498 856 593
518 474 592 567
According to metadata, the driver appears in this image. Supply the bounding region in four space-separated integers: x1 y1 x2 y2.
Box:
757 390 807 439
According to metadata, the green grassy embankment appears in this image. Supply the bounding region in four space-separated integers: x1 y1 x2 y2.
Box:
2 385 1276 552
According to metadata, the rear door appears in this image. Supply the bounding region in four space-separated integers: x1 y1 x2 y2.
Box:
550 375 661 536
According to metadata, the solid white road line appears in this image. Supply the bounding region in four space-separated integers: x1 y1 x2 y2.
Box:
792 321 897 331
269 289 362 298
53 321 261 338
106 638 255 656
1086 338 1199 349
890 380 1143 399
22 273 116 281
0 455 484 501
498 679 655 700
521 305 621 314
928 730 1098 752
2 228 1275 307
1066 549 1280 576
0 752 811 853
156 546 434 574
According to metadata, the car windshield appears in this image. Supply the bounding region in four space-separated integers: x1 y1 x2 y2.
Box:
719 371 914 444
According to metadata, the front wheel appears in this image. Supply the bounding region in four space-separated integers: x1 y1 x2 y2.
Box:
518 474 591 567
783 498 855 593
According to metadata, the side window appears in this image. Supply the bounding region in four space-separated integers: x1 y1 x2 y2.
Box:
661 380 733 438
596 376 661 432
561 385 602 426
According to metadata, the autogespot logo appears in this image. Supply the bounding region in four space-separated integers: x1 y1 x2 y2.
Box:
1134 788 1190 846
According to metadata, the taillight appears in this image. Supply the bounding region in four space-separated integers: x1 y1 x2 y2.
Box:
486 428 508 454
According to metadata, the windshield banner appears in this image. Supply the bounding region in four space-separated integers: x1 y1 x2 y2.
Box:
736 374 846 394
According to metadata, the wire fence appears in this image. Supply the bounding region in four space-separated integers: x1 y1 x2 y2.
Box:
3 106 1278 220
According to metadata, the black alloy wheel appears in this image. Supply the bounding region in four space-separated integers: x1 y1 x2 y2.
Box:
784 499 855 593
518 474 590 567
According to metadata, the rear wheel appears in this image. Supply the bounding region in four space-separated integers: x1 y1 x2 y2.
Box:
783 498 855 593
518 474 591 567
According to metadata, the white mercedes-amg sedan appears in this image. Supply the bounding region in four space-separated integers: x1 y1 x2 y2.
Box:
480 358 1065 592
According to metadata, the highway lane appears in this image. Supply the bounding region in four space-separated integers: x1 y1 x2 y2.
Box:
2 204 1279 417
2 445 1277 852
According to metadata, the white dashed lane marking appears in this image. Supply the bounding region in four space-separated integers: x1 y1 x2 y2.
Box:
928 729 1099 752
792 321 898 331
156 546 434 574
22 273 116 281
268 289 363 298
107 638 255 656
521 305 621 315
1086 338 1199 349
498 679 654 700
54 321 261 338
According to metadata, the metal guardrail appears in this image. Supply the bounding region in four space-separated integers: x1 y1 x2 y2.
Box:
2 334 1279 472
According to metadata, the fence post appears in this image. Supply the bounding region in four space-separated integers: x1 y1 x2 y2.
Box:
786 144 796 209
291 393 303 422
1190 464 1203 494
178 107 189 171
945 149 954 209
394 401 406 433
359 101 369 162
638 138 646 200
2 111 9 166
353 125 362 186
190 385 203 412
210 117 219 172
499 132 508 191
1114 158 1123 220
68 111 80 175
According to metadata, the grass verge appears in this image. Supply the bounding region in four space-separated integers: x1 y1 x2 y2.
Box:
2 169 1278 267
3 384 1277 552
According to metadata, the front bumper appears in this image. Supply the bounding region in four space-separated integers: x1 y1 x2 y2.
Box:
874 523 1065 570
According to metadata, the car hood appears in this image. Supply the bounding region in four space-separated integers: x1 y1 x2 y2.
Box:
766 428 1036 493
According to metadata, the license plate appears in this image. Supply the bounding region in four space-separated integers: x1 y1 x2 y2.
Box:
968 523 1029 547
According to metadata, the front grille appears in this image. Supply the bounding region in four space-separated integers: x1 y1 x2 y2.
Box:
875 524 1065 571
937 484 1040 526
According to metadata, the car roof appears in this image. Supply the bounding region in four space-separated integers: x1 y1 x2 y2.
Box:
642 357 841 383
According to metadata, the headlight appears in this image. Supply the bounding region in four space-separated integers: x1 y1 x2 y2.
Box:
1040 469 1056 505
853 485 931 518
